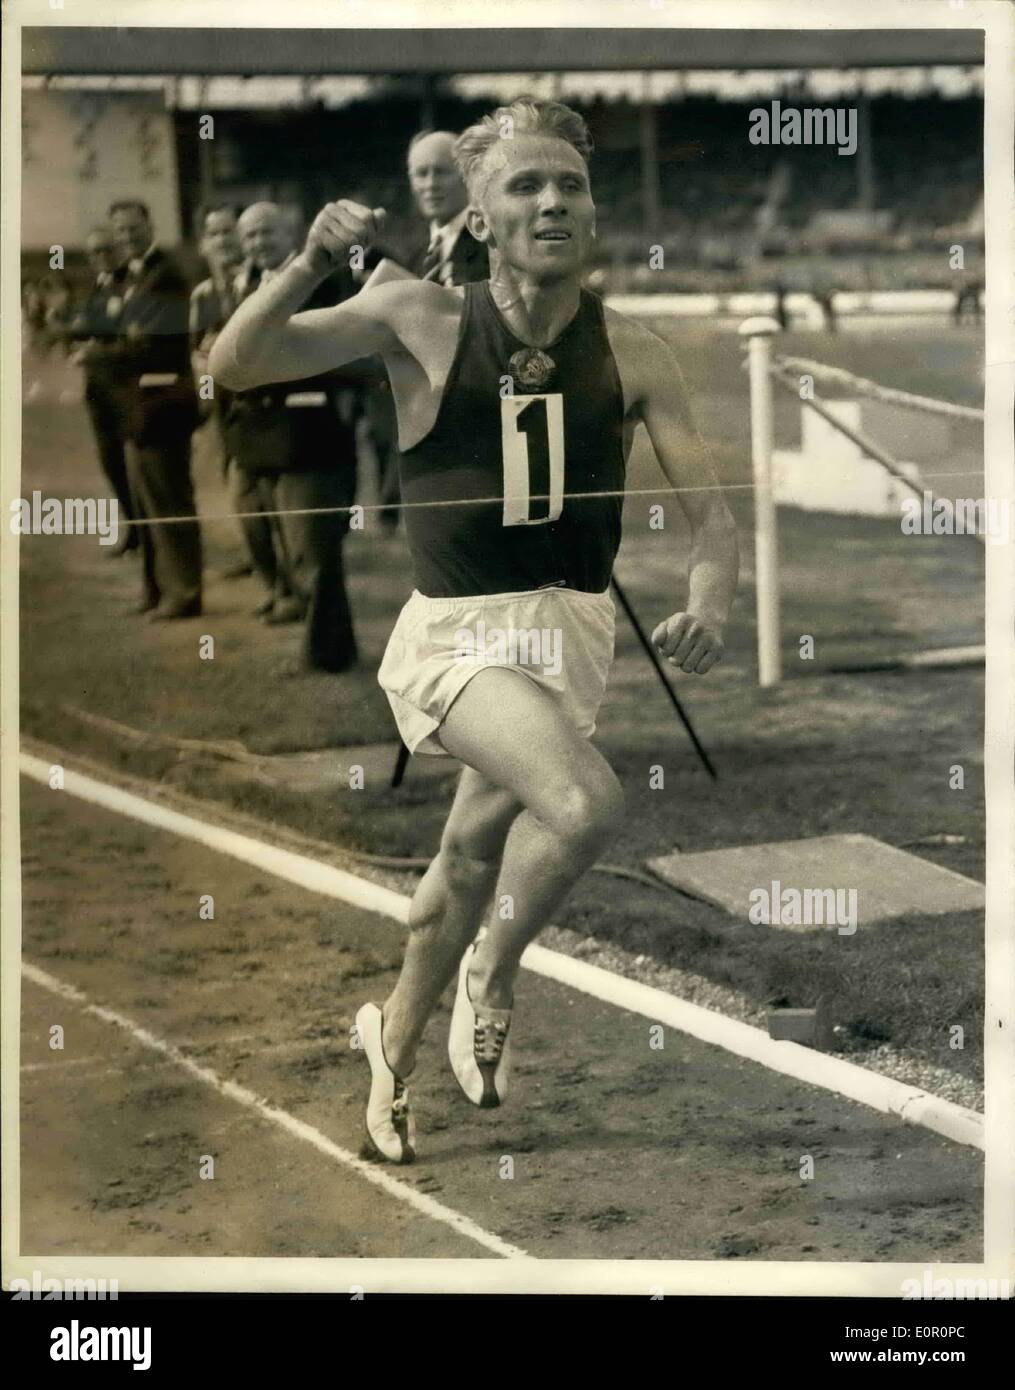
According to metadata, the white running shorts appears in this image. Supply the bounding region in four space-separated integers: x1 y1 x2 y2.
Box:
378 585 616 756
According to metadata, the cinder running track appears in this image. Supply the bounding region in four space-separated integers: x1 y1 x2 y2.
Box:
18 775 981 1264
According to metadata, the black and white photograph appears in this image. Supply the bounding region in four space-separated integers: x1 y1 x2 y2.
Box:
2 0 1013 1336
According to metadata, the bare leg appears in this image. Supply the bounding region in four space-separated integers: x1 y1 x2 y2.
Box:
382 667 623 1068
381 765 522 1078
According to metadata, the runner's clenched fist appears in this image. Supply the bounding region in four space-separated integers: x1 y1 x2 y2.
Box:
652 612 725 674
300 200 386 276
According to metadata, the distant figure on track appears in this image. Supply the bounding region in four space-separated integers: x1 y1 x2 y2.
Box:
952 275 983 327
212 99 739 1163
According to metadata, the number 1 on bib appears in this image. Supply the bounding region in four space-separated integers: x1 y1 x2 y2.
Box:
500 394 565 526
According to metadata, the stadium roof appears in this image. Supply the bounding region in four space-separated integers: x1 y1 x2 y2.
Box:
22 27 984 76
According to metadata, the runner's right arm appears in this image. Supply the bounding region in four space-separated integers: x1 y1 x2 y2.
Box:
209 200 409 390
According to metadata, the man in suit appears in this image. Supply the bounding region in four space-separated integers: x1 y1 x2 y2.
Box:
189 204 264 589
81 200 202 619
189 204 242 381
405 130 490 284
365 130 491 530
221 202 360 672
67 225 137 555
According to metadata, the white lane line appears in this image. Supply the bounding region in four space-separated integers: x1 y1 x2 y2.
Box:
20 753 984 1151
21 960 529 1262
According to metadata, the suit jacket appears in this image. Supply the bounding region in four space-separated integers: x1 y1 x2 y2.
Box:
366 224 489 287
190 272 241 421
68 265 130 391
224 265 360 477
189 272 238 362
88 246 198 446
411 224 489 286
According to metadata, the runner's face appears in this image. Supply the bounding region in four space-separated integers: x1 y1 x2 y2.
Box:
474 136 594 281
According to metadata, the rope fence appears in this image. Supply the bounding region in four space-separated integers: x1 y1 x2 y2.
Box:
738 315 987 688
772 355 985 422
768 363 929 503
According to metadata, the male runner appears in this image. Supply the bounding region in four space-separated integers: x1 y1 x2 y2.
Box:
211 100 738 1164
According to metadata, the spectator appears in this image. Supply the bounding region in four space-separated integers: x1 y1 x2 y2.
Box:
814 284 838 333
405 130 490 284
36 274 75 358
953 274 982 326
81 199 202 619
66 225 138 555
189 204 260 585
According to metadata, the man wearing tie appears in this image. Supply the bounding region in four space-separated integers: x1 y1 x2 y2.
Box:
67 225 137 555
407 130 491 284
189 204 243 381
365 130 491 529
82 200 202 619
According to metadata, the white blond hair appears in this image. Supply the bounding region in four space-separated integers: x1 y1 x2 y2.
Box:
453 99 593 197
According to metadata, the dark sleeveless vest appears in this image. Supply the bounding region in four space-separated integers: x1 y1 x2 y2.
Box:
399 281 626 597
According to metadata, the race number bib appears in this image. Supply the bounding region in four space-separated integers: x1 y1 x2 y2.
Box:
500 394 565 527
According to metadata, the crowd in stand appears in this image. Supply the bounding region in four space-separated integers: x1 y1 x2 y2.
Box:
25 129 490 677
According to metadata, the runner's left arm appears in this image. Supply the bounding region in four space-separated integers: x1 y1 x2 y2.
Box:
617 319 739 675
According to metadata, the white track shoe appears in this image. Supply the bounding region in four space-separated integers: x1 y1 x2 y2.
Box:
355 1002 415 1165
448 944 513 1108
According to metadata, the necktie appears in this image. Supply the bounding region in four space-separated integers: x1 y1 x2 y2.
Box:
421 230 443 282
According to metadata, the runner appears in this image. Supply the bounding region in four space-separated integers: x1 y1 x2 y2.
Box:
211 99 739 1164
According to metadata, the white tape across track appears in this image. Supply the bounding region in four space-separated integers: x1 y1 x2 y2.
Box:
19 754 983 1156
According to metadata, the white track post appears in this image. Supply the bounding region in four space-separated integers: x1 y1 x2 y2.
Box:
738 317 782 687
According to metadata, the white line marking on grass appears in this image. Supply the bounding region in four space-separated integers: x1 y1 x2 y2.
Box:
20 754 984 1152
21 959 529 1262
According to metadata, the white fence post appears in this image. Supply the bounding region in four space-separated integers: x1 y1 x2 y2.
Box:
738 316 782 688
